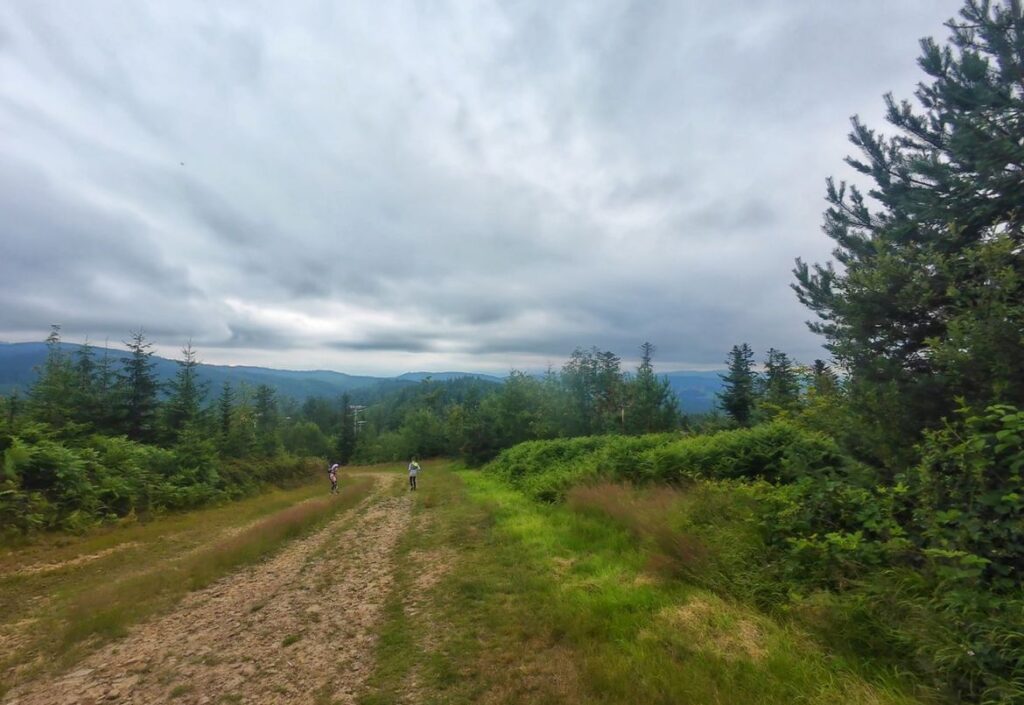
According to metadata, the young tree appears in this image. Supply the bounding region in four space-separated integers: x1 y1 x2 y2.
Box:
91 343 119 435
119 330 160 442
69 341 99 429
3 388 21 429
793 0 1024 460
335 392 357 464
562 347 601 436
718 344 757 426
595 350 626 431
253 384 280 456
165 342 206 439
627 342 679 434
29 325 74 428
562 347 625 434
218 381 234 439
809 359 839 397
222 384 257 457
761 348 801 413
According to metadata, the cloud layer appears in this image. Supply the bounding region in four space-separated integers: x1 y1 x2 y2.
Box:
0 1 963 373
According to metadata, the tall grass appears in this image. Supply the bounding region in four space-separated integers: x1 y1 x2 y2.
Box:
567 483 709 579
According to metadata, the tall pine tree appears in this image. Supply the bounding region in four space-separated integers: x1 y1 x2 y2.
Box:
29 325 73 428
793 0 1024 460
165 342 206 440
718 343 757 426
761 348 801 413
119 330 159 442
627 342 679 434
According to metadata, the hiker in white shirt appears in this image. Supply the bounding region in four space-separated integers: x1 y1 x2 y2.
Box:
408 458 420 491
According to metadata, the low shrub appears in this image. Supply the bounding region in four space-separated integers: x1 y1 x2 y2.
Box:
489 404 1024 704
485 422 846 501
0 425 323 537
638 422 846 484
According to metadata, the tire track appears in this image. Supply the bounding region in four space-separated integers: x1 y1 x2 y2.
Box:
3 475 412 705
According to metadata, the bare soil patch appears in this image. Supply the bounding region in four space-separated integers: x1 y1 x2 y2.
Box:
3 475 412 705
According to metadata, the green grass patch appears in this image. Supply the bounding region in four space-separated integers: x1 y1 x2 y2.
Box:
361 465 935 704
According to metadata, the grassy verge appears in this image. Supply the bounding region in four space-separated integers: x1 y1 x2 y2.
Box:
360 466 935 705
0 472 376 694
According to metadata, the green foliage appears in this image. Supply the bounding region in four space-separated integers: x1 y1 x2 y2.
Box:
489 400 1024 703
486 422 844 502
760 348 801 416
350 344 687 466
118 331 160 443
28 326 74 428
904 404 1024 591
718 343 757 425
562 347 627 435
0 421 319 536
626 342 680 434
334 392 357 464
793 0 1024 465
164 343 206 440
283 420 332 458
641 422 846 484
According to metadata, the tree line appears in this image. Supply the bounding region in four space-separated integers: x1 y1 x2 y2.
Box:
351 342 681 465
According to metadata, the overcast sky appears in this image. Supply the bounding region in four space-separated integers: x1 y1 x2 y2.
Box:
0 1 963 375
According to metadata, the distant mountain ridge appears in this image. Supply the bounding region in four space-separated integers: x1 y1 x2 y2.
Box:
0 342 723 413
0 343 503 403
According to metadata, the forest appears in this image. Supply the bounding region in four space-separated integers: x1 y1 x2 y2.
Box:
1 1 1022 702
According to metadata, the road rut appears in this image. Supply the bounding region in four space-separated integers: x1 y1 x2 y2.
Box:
4 475 411 705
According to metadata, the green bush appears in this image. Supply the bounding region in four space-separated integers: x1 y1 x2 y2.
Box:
0 425 322 536
488 407 1024 703
485 422 846 501
639 422 846 483
903 404 1024 592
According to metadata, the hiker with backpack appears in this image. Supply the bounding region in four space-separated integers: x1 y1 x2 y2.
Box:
408 458 420 490
328 463 339 494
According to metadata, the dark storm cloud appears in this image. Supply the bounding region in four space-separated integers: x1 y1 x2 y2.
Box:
0 0 964 372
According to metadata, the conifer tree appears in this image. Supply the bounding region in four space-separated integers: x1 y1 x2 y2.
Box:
627 342 679 434
165 342 206 439
70 341 98 428
29 325 73 428
253 384 280 456
119 330 159 442
718 343 757 426
793 0 1024 458
562 347 601 436
218 382 234 439
809 359 839 397
92 344 118 434
335 392 357 464
762 348 801 412
5 388 21 429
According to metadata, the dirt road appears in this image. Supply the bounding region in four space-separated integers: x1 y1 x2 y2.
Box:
4 474 411 705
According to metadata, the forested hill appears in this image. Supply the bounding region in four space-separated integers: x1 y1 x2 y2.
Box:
0 342 450 403
0 342 723 411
